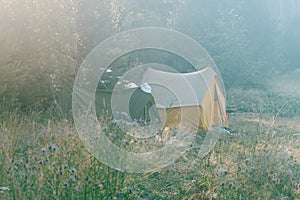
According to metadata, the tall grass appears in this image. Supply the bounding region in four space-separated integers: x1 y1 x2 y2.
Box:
0 95 299 199
0 107 133 199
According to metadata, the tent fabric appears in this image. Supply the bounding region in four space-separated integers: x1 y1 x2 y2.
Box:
95 67 227 132
141 67 226 131
142 67 218 108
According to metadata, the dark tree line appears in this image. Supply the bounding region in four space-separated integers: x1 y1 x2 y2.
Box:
1 0 299 108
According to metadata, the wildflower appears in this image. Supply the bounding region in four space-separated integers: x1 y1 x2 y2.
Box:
51 162 56 167
41 148 46 153
116 191 121 196
0 187 10 191
99 167 104 171
221 181 226 187
98 184 103 189
102 126 109 132
213 193 218 199
70 168 76 173
73 186 79 191
39 160 46 165
272 178 277 182
64 164 68 169
58 169 64 175
114 168 121 172
268 174 273 179
272 177 280 184
63 182 69 188
218 167 227 175
70 176 77 183
49 145 57 151
111 119 117 125
127 186 133 191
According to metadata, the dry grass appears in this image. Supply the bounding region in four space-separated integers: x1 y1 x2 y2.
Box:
0 105 299 199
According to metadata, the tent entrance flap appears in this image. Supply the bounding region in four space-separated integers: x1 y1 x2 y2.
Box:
129 87 159 123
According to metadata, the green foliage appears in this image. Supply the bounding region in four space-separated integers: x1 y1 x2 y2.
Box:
0 1 79 108
227 88 300 117
1 0 300 107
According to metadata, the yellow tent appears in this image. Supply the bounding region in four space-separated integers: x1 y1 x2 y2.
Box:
95 67 227 132
142 67 227 132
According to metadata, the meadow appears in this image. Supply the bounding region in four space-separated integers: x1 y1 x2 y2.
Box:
1 1 300 199
0 90 299 200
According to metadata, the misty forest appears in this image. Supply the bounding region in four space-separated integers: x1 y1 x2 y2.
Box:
1 0 300 199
